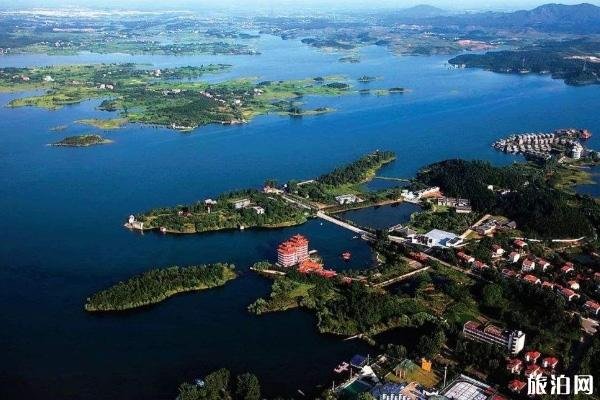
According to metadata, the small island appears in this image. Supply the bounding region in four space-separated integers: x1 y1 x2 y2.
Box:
76 118 128 130
84 263 236 312
51 134 112 147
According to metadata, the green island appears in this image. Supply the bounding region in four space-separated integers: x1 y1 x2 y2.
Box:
51 134 113 147
134 190 308 234
132 150 401 234
449 38 600 86
76 118 128 130
2 64 357 131
84 263 236 312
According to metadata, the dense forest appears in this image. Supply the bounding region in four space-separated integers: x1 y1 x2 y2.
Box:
85 263 236 312
292 150 396 203
449 38 600 85
178 368 261 400
417 159 596 238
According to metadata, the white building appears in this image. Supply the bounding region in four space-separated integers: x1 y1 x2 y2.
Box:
233 198 251 209
463 320 525 355
335 194 361 205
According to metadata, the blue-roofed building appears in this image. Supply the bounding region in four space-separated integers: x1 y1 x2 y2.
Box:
370 383 405 399
350 354 368 368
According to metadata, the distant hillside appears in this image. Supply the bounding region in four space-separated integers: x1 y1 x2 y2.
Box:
399 4 450 18
430 3 600 34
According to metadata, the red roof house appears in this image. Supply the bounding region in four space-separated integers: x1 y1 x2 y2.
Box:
561 262 575 274
506 358 523 374
584 300 600 315
524 364 542 378
542 357 559 369
561 288 579 301
524 351 541 363
514 239 527 248
508 380 527 393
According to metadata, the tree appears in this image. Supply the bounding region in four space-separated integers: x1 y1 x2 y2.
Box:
482 283 504 309
235 373 260 400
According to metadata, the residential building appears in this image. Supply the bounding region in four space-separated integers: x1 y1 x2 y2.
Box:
522 274 541 285
457 252 475 264
335 194 361 205
521 259 535 272
514 239 527 249
233 198 251 209
524 364 542 378
491 245 505 257
524 351 541 363
251 206 265 215
463 321 526 355
567 280 580 290
508 379 527 393
506 359 523 374
560 287 579 301
276 234 309 267
584 300 600 315
508 252 520 263
537 259 550 271
542 357 559 370
561 262 575 274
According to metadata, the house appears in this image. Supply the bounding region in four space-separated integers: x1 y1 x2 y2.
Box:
415 186 440 199
458 252 475 264
584 300 600 315
525 364 542 378
521 259 535 272
537 259 551 271
514 239 527 249
335 194 361 205
524 350 541 364
561 262 575 274
506 358 523 374
523 274 541 285
473 260 489 270
476 223 496 236
204 198 218 205
233 198 251 209
502 268 517 278
492 245 505 257
594 272 600 281
251 206 265 215
542 357 559 370
508 379 527 393
542 281 554 290
508 252 520 263
567 280 580 290
560 288 579 301
505 221 517 230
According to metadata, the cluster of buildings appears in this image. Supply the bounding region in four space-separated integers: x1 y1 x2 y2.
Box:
276 234 337 278
335 194 363 205
492 128 591 161
462 320 526 355
506 351 560 394
459 239 600 317
436 197 472 213
231 198 265 214
401 187 441 202
473 219 516 237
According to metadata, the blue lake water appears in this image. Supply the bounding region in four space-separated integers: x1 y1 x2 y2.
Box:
2 34 600 399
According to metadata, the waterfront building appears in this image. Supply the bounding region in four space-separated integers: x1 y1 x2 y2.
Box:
276 234 309 267
335 194 361 205
463 320 526 355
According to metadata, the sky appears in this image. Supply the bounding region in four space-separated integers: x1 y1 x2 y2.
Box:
0 0 598 12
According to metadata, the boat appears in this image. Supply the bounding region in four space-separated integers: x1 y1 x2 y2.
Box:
352 235 359 239
334 361 350 373
341 251 352 261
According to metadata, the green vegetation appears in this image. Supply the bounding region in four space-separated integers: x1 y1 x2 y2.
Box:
449 38 600 85
178 369 261 400
250 268 434 337
409 208 479 234
76 118 128 130
51 134 112 147
3 64 353 131
417 159 598 238
137 190 307 234
84 263 236 312
290 150 397 204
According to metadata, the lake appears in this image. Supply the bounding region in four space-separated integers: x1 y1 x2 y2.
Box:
1 34 600 399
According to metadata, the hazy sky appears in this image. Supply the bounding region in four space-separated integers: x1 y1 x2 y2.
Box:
0 0 598 11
